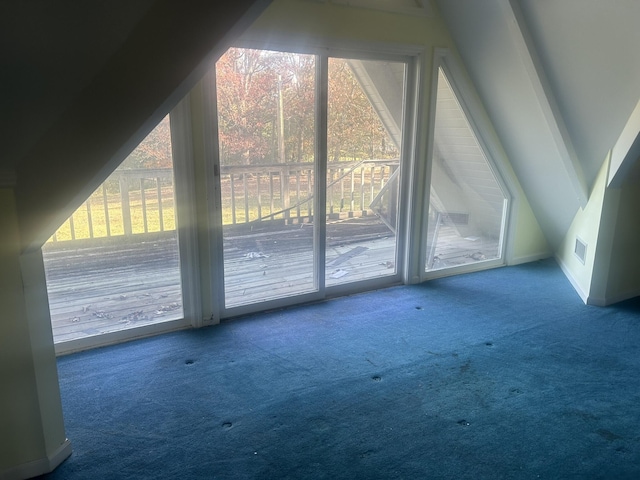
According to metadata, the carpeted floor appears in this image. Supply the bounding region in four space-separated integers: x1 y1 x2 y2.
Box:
40 259 640 479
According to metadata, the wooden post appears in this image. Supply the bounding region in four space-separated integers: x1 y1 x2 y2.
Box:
256 173 262 220
296 170 301 218
307 169 313 217
243 173 249 223
269 172 275 217
103 184 111 237
360 167 365 213
68 215 76 240
230 173 236 225
140 178 148 233
370 166 375 206
156 177 164 231
389 165 398 229
119 175 132 236
328 168 334 214
350 170 355 212
85 199 94 238
282 166 291 221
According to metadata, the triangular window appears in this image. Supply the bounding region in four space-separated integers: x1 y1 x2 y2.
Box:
426 67 508 272
42 116 185 351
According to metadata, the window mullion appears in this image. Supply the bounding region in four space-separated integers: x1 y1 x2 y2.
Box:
315 55 329 292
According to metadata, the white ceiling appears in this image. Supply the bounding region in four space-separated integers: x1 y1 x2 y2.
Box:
519 0 640 186
435 0 640 247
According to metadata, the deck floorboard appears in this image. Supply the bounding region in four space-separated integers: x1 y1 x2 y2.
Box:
44 219 500 344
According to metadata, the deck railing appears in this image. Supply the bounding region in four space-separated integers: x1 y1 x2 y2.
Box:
48 159 399 244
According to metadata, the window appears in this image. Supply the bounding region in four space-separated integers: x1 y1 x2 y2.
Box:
43 116 185 351
425 66 508 273
214 47 410 312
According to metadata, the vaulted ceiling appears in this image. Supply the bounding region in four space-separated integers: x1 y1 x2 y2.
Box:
1 0 270 249
2 0 639 251
0 0 156 170
436 0 640 247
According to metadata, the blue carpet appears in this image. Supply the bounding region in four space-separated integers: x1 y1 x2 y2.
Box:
40 259 640 479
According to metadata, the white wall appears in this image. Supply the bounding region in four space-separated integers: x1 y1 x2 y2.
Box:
0 188 70 479
556 157 609 302
601 180 640 304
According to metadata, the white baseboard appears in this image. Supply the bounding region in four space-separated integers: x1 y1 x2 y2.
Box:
555 255 589 304
508 251 552 266
588 288 640 307
1 439 72 480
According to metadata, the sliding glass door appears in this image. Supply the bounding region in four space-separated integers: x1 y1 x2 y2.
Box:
215 48 408 311
216 48 318 308
325 58 405 287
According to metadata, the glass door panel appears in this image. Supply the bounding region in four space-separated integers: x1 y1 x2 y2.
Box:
326 58 405 286
216 48 317 308
426 68 507 272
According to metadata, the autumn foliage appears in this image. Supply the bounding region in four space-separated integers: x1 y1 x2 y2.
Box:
122 47 399 170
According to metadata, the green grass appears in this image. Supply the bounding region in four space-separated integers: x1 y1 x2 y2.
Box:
49 166 393 243
50 189 176 242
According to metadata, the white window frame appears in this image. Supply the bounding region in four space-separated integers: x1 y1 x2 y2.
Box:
197 39 424 319
420 49 517 281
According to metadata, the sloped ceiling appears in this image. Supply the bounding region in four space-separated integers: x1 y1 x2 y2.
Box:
519 0 640 186
0 0 157 171
435 0 640 248
3 0 270 250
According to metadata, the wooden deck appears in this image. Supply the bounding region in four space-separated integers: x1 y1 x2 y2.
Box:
43 218 500 345
43 233 183 344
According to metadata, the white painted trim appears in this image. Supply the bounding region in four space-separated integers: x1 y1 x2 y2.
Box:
555 254 589 304
508 251 552 266
586 295 607 307
236 31 423 60
1 438 71 480
331 0 433 17
212 44 415 317
609 98 640 188
401 51 427 285
424 258 507 281
315 55 329 293
55 320 189 356
588 288 640 307
47 438 73 473
417 48 441 283
201 68 225 323
422 48 513 281
171 97 204 328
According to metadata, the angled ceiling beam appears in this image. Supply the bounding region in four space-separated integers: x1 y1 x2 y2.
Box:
506 0 588 206
608 98 640 188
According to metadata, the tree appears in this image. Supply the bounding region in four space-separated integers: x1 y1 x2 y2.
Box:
328 58 398 162
121 115 173 169
215 48 399 166
216 48 278 165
